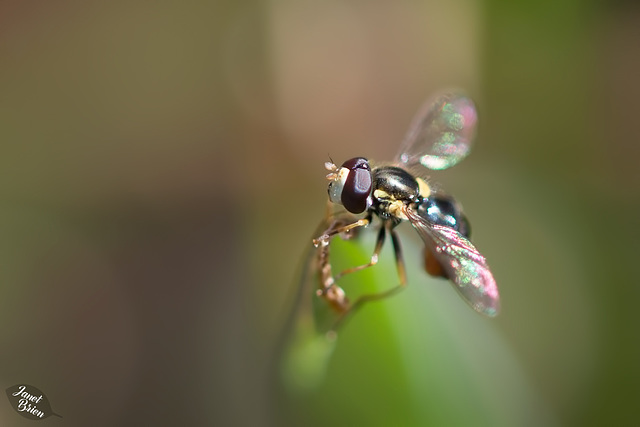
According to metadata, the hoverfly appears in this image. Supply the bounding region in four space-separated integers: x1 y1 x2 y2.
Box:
313 92 499 329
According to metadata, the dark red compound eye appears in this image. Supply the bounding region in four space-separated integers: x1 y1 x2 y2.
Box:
340 157 372 214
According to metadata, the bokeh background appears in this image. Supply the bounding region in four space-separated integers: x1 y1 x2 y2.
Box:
0 0 638 426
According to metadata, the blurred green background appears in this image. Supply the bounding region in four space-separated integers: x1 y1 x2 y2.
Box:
0 0 638 426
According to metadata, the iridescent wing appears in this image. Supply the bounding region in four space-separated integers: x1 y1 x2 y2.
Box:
396 92 478 171
404 205 500 316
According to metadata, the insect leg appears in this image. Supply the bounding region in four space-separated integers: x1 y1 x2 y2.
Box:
354 228 407 303
330 227 408 331
390 229 408 286
316 238 350 313
312 217 370 247
334 226 386 281
312 209 373 316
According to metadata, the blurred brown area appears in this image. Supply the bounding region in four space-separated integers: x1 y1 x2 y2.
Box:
0 0 638 426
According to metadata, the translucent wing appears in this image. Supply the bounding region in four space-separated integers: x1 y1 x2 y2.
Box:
404 205 500 316
396 92 478 171
276 215 342 393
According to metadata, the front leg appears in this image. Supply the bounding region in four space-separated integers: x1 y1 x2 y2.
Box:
312 216 370 248
315 240 350 314
313 212 371 315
